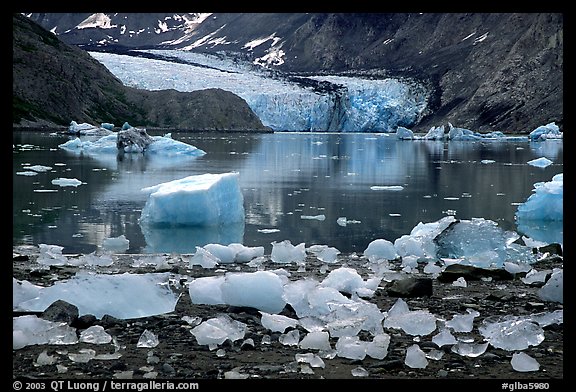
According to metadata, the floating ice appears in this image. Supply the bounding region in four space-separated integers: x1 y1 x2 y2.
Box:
336 217 361 226
51 178 83 187
396 126 414 140
140 173 245 227
59 133 206 157
17 272 180 319
511 352 540 372
102 234 130 253
529 122 562 141
271 240 306 264
364 239 399 261
191 315 247 349
370 185 404 191
516 173 563 222
405 344 429 368
538 269 563 303
13 315 78 350
527 157 553 168
479 316 545 350
300 214 326 221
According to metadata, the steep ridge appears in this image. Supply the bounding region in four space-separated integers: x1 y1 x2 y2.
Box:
26 12 563 133
13 13 271 131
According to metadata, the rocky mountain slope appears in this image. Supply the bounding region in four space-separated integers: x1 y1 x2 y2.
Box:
13 13 270 131
26 12 563 133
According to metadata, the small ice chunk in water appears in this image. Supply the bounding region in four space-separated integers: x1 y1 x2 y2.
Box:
271 240 306 264
511 352 540 372
405 344 428 368
137 329 159 348
527 157 553 168
52 177 83 187
260 311 299 333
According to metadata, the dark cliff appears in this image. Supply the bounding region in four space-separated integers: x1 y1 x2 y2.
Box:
12 13 271 131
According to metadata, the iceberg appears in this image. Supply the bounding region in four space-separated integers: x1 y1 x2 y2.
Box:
516 173 563 222
529 122 563 141
527 157 553 168
59 133 206 157
139 172 245 227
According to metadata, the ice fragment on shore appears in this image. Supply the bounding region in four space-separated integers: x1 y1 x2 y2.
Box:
538 269 563 303
295 353 325 368
320 267 380 297
479 316 545 350
383 298 437 336
511 352 540 372
308 244 340 263
405 344 428 368
13 278 42 309
13 315 78 350
102 235 130 253
79 325 113 344
432 328 458 347
191 315 246 349
35 350 57 366
279 329 300 346
271 240 306 264
221 271 286 313
450 341 489 357
260 311 299 333
351 367 369 377
446 309 480 333
137 329 159 348
37 244 69 266
364 239 399 261
299 331 332 351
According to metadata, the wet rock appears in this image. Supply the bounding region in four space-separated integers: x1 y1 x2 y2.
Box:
41 299 79 326
437 264 513 283
537 243 562 256
72 314 98 329
386 277 433 297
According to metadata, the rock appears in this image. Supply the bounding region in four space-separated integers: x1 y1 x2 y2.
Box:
40 299 79 326
116 127 154 152
537 243 562 256
72 314 98 329
437 264 513 283
386 277 433 297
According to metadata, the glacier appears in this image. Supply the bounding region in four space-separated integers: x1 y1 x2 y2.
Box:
89 50 429 132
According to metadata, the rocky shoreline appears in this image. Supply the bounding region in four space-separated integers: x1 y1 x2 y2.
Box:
12 244 563 382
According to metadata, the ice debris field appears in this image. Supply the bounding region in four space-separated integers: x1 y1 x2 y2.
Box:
13 120 562 375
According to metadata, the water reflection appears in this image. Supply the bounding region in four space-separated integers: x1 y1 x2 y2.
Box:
13 131 563 254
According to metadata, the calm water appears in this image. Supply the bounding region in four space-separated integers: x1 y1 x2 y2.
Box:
13 131 563 255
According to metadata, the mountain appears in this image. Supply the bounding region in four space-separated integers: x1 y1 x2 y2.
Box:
12 13 271 131
25 12 563 133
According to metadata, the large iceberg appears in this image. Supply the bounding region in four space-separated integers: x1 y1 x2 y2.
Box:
139 172 245 227
529 122 563 141
516 173 563 222
59 132 206 157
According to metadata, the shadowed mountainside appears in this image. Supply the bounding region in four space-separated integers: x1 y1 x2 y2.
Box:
12 13 271 131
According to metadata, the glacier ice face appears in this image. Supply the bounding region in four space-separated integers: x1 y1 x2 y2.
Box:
139 172 245 227
90 50 429 132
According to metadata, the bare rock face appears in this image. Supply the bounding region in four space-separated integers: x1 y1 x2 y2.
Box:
13 13 270 132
